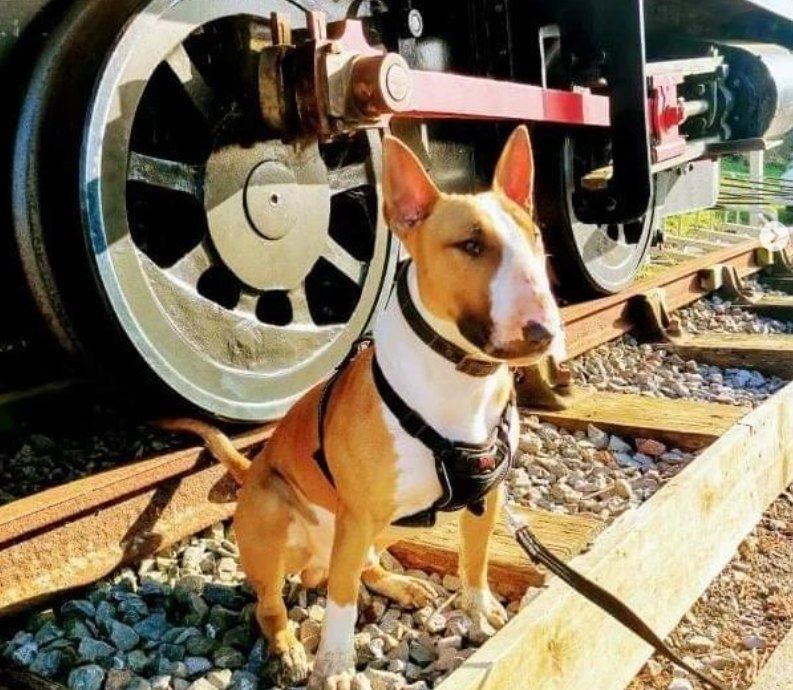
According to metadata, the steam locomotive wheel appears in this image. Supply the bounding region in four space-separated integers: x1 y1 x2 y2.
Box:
13 0 395 421
536 133 657 297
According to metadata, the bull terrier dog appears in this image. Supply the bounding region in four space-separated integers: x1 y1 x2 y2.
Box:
163 125 564 690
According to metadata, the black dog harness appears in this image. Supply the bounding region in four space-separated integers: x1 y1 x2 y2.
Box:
313 264 516 528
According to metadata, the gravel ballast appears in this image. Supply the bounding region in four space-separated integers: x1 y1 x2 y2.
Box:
0 407 184 506
628 491 793 690
677 295 793 336
570 335 787 407
510 415 693 521
1 523 517 690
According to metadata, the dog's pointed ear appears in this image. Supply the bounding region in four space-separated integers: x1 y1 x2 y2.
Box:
492 125 534 211
382 135 440 237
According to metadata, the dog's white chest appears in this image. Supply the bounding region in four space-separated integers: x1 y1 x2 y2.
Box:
380 401 444 522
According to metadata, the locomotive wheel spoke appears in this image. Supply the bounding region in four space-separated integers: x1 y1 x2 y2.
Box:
324 236 366 285
164 43 214 119
236 290 259 316
168 240 213 284
288 284 313 325
128 151 203 198
328 162 370 194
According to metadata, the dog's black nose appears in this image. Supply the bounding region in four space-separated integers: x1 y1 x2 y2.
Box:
522 321 553 345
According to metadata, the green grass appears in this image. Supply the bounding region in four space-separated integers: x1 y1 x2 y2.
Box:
721 155 786 180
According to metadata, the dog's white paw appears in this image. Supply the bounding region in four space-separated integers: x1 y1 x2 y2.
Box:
309 650 370 690
457 586 509 636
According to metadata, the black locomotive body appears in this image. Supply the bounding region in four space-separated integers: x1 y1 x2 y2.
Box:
2 0 793 420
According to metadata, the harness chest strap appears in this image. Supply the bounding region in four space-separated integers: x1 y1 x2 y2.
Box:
312 354 515 528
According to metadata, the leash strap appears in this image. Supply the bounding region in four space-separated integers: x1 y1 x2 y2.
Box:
396 262 501 377
508 517 728 690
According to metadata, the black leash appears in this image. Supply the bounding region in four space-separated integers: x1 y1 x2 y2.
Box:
504 506 730 690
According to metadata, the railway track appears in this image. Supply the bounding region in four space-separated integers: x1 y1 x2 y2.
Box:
1 231 793 690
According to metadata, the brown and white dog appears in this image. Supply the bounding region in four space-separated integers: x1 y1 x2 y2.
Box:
163 126 563 690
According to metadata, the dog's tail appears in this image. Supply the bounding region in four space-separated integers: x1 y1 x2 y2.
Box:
157 418 251 485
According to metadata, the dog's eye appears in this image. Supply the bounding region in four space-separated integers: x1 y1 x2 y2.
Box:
457 239 484 258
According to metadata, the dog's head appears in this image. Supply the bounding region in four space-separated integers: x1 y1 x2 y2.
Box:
382 126 564 365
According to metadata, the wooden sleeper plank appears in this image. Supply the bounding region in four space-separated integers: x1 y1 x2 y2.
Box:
437 380 793 690
390 507 603 600
669 332 793 379
525 390 746 451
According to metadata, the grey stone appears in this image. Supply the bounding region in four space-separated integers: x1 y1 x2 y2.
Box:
11 641 38 667
667 680 694 690
95 602 117 629
105 669 134 690
29 649 62 678
68 664 106 690
187 681 216 690
183 656 213 676
607 435 631 453
159 644 185 662
206 669 233 690
203 584 248 610
182 594 209 627
34 622 64 646
213 646 245 669
407 640 435 666
150 676 173 690
208 606 241 633
110 621 141 651
364 668 406 690
134 614 169 642
126 678 152 690
78 638 115 663
229 671 258 690
62 601 97 620
65 619 93 641
118 597 149 624
174 627 202 645
184 635 215 656
126 649 151 673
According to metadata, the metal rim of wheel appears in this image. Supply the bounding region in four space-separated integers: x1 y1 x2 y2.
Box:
563 137 655 294
538 134 656 297
80 0 396 420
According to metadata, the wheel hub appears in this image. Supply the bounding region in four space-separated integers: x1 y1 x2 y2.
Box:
205 140 331 291
245 161 296 240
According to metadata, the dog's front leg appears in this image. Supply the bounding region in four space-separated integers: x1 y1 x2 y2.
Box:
457 485 508 633
310 506 376 690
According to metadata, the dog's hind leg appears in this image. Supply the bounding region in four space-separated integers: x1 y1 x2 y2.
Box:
235 480 310 687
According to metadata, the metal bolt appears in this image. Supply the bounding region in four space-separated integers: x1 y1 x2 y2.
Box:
385 62 410 102
406 9 424 38
605 196 617 212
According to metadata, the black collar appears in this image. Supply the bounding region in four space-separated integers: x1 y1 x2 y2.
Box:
396 263 502 377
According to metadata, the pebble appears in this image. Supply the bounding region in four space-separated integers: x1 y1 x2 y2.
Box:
667 679 694 690
68 665 106 690
742 634 765 650
364 668 406 690
110 620 140 651
77 637 115 662
685 634 715 653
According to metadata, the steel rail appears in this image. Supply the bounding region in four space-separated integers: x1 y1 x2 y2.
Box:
0 237 767 616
